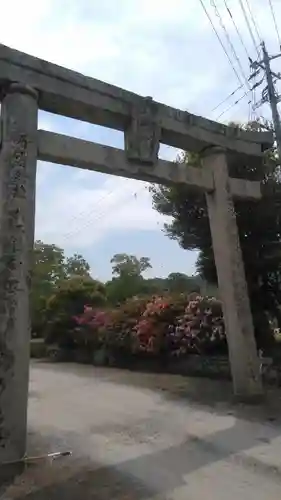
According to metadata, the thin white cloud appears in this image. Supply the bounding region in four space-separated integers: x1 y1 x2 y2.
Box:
35 171 166 249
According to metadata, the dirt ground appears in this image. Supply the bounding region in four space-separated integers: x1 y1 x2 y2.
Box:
2 361 281 499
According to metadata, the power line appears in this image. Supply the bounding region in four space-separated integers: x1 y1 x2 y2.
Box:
60 180 116 228
223 0 251 61
61 192 127 241
244 0 263 44
211 84 243 112
59 188 126 240
62 187 147 242
238 0 260 56
210 0 250 90
216 90 252 120
268 0 281 50
198 0 245 87
61 186 147 242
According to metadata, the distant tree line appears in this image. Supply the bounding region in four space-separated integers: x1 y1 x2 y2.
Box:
31 241 205 338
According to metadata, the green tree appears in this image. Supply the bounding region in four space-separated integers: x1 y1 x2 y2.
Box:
31 241 92 336
106 253 152 304
166 272 200 294
44 275 107 348
31 241 66 336
151 122 281 349
65 253 90 278
111 253 151 277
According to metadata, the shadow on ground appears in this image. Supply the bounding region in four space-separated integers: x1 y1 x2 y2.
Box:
3 418 281 499
2 362 281 499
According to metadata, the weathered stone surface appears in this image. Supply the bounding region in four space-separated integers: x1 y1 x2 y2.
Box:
37 130 213 190
37 130 262 199
0 83 38 464
0 43 273 155
202 147 263 399
124 97 160 164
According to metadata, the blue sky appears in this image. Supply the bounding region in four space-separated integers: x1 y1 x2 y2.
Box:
2 0 280 281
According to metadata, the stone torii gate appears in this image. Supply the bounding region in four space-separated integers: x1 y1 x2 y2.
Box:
0 44 273 465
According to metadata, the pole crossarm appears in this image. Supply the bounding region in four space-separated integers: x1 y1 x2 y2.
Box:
0 43 272 157
37 130 262 200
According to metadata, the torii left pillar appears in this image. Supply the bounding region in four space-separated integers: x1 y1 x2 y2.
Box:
0 83 38 466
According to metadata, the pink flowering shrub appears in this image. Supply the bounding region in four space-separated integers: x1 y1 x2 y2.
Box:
74 306 109 328
133 295 187 354
73 305 110 349
72 294 226 359
170 295 226 355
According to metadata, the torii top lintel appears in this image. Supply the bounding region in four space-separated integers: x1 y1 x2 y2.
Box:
0 44 273 157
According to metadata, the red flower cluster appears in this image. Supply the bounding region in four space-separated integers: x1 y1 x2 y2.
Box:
72 295 226 356
143 296 170 317
134 296 176 353
74 305 109 329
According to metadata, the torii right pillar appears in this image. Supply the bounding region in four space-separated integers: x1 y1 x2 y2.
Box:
202 146 263 400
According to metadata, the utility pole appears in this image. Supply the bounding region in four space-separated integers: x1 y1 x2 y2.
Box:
250 41 281 158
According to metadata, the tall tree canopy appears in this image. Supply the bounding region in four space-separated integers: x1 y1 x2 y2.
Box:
151 121 281 348
166 272 200 294
64 253 90 278
31 241 91 335
106 253 152 304
110 253 151 277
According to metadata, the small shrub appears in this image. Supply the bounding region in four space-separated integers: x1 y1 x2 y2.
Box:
73 306 110 350
44 276 107 349
105 297 148 362
133 295 188 357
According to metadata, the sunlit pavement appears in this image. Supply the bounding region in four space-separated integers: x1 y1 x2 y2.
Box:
3 362 281 499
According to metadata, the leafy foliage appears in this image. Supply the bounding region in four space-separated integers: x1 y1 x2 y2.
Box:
105 253 202 304
73 306 110 350
31 241 205 351
64 253 90 278
166 273 200 293
44 276 107 348
105 297 149 357
106 254 152 304
150 123 281 349
31 241 66 336
70 294 226 362
31 242 92 336
110 253 152 277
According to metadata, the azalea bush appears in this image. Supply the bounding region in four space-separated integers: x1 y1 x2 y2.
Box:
73 306 110 349
46 292 227 363
133 295 187 356
44 276 107 349
170 295 226 356
105 297 148 359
